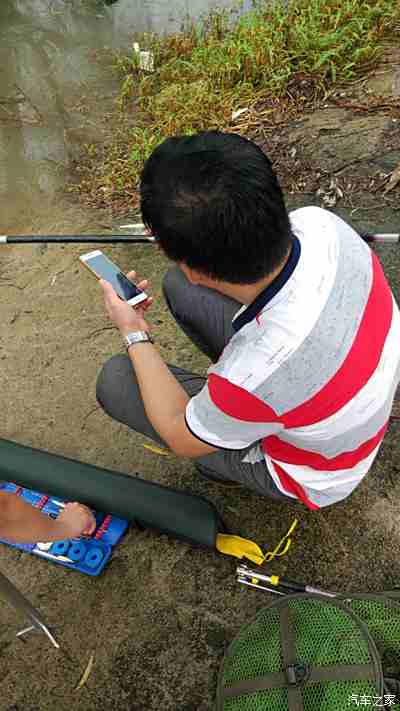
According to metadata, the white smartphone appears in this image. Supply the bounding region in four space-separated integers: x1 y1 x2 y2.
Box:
79 250 148 307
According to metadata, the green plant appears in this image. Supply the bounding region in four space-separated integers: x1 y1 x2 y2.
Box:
77 0 400 209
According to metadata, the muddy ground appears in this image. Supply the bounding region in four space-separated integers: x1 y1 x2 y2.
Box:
1 57 400 711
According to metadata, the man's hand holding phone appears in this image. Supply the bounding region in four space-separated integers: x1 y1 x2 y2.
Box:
100 270 153 336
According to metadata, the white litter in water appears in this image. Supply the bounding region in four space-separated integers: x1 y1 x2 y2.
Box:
133 43 154 72
232 107 249 120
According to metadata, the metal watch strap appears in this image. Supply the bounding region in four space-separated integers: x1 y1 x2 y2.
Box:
123 331 153 350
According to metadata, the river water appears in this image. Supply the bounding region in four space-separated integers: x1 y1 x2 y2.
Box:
0 0 250 233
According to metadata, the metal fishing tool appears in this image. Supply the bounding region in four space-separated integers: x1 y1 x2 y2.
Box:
33 550 74 564
0 569 60 649
236 563 338 598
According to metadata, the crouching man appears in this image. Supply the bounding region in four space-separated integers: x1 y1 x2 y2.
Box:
96 131 400 510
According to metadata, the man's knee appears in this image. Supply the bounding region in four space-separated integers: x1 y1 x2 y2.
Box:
96 353 133 412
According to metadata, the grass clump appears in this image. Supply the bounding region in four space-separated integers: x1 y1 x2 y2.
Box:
77 0 400 209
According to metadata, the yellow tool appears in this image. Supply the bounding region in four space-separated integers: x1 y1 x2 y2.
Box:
216 518 298 566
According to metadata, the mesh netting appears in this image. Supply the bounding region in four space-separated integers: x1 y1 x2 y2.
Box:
222 607 282 685
221 681 379 711
348 597 400 677
223 688 287 711
302 680 377 711
218 595 382 711
288 598 372 666
224 681 382 711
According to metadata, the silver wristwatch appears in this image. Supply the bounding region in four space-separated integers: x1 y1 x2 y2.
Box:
123 330 153 350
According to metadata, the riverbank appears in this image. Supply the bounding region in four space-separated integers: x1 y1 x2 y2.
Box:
73 0 400 216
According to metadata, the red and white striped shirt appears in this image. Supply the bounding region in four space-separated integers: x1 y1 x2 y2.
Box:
185 207 400 509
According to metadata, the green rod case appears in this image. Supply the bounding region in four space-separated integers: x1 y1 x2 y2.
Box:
0 438 224 548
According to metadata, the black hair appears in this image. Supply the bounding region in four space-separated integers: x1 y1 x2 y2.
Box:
140 131 292 284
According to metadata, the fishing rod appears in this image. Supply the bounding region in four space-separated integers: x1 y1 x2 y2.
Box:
0 231 399 245
0 222 158 245
0 235 156 245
